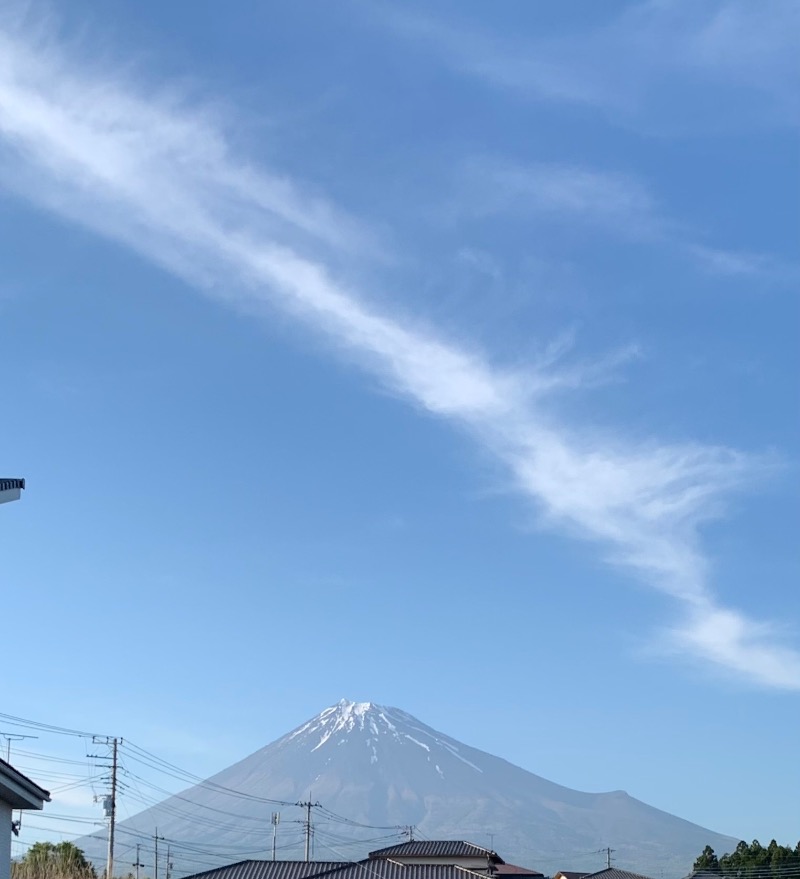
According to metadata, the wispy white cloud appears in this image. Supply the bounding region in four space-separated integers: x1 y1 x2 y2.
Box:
453 157 794 280
379 0 800 131
0 17 795 689
669 605 800 689
685 245 781 279
454 159 662 237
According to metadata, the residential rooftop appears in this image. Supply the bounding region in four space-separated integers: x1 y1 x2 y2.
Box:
0 756 51 809
369 842 504 863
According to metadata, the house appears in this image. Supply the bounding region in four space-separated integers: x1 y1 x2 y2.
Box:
553 872 588 879
0 479 25 506
367 841 542 879
493 864 545 879
368 841 505 871
369 839 543 879
174 863 347 879
181 864 481 879
582 869 654 879
180 841 545 879
0 757 50 879
183 863 528 879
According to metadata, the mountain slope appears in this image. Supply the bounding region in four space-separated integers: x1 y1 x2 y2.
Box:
76 701 736 879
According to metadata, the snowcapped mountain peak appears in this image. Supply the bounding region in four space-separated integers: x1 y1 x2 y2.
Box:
320 699 380 729
286 699 394 750
75 700 739 879
332 699 375 720
280 701 487 776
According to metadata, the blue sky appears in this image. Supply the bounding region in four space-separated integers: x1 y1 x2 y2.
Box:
1 0 798 860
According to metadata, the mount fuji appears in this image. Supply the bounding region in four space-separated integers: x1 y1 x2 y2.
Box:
76 700 735 879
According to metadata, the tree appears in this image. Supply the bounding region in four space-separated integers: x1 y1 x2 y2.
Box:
694 840 800 879
12 842 97 879
694 846 721 873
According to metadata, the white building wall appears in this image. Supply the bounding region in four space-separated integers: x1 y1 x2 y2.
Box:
0 799 12 879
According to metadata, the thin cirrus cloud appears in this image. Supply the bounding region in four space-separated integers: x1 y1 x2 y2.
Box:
378 0 800 132
453 158 788 279
452 160 663 249
0 21 797 690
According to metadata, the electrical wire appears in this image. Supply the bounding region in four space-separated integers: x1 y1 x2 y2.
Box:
0 712 108 739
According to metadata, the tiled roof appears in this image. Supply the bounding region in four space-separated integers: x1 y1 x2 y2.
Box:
555 872 587 879
0 478 25 492
180 862 505 879
180 845 520 879
493 865 543 877
585 868 654 879
369 843 502 863
179 862 345 879
315 864 491 879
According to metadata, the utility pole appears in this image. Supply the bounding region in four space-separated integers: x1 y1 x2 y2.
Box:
487 834 496 875
90 736 121 879
296 801 320 862
108 738 119 879
154 828 165 879
271 812 280 861
133 845 143 879
2 729 38 840
606 848 615 869
0 732 38 762
166 844 172 879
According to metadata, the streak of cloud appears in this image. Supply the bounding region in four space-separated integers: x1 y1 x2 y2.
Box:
0 17 795 689
376 0 800 132
452 157 794 280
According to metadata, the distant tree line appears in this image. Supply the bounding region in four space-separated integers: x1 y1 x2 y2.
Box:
694 841 800 877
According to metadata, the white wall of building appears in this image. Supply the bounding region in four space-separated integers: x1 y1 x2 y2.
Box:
0 799 12 879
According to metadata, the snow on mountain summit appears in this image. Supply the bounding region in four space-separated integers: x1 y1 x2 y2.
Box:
281 699 485 773
74 700 737 879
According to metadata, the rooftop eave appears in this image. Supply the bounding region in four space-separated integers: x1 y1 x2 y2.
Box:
0 759 50 809
0 477 25 505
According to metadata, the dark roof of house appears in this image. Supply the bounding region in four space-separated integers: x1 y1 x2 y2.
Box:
0 757 51 809
369 843 503 864
0 478 25 492
584 869 654 879
493 865 544 877
176 862 346 879
180 863 510 879
316 865 493 879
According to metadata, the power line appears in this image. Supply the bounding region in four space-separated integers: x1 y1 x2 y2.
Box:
8 747 93 766
121 741 295 807
0 731 38 761
316 805 404 832
0 711 108 739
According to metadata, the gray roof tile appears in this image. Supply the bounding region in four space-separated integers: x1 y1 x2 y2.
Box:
319 864 493 879
494 865 543 877
585 868 654 879
181 862 501 879
369 843 501 862
179 861 345 879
